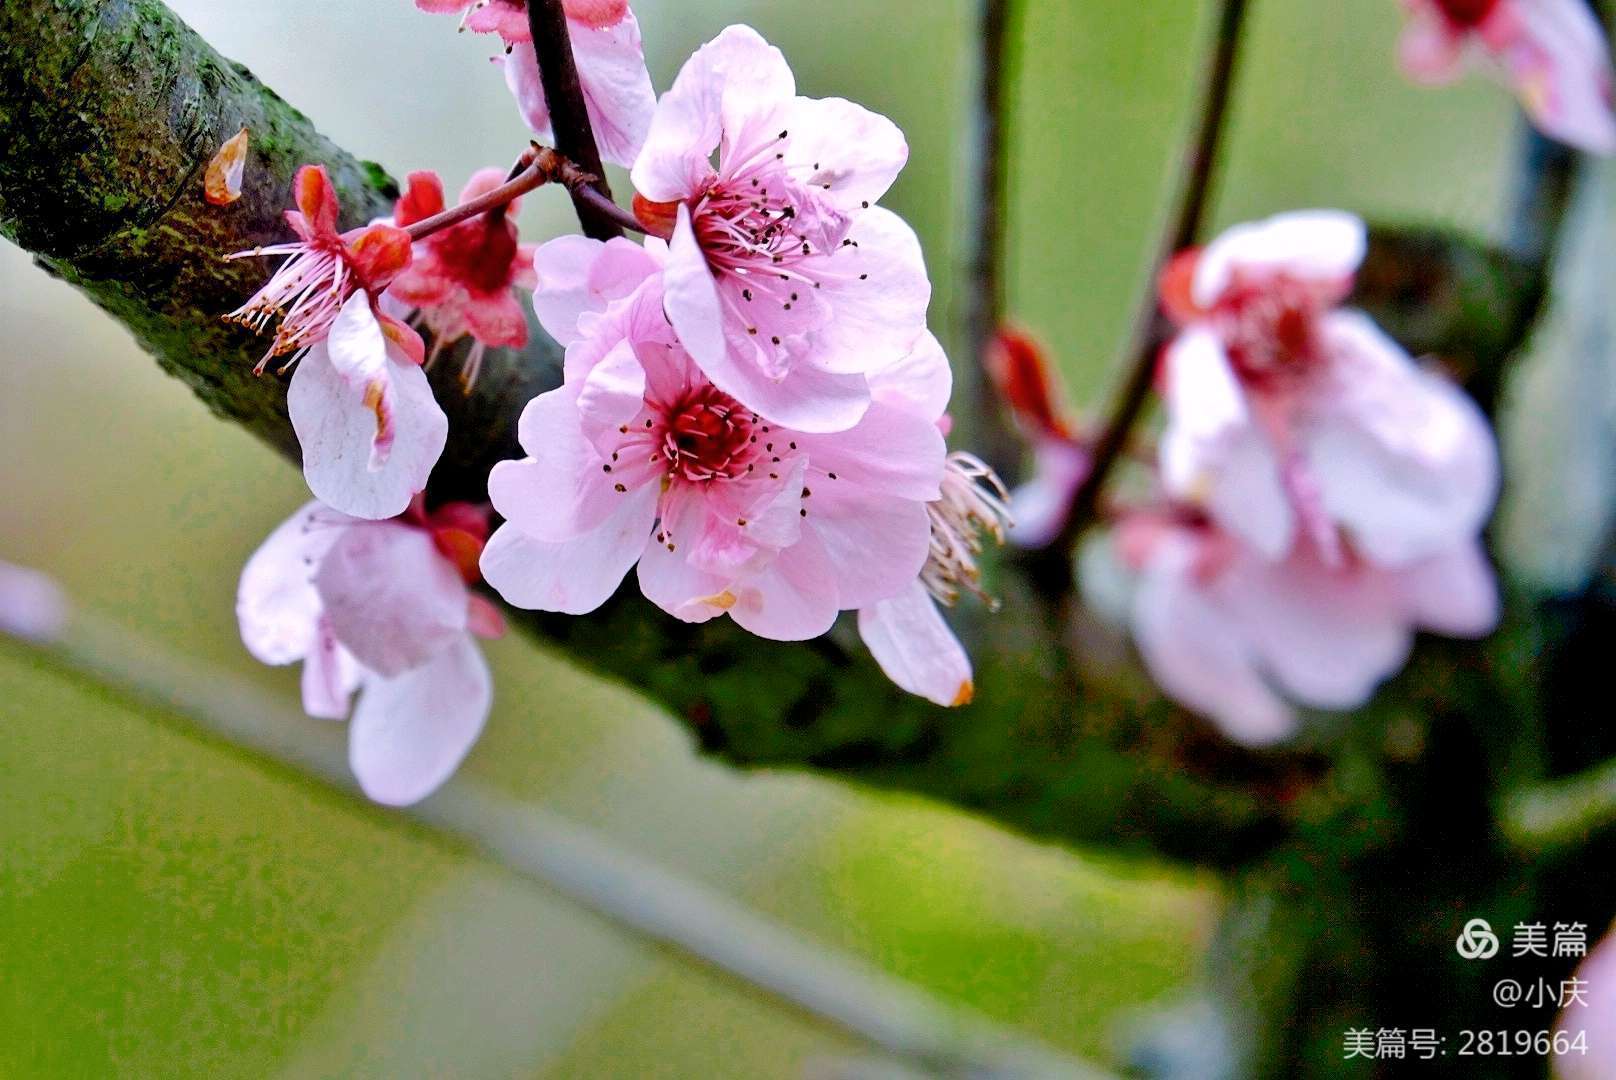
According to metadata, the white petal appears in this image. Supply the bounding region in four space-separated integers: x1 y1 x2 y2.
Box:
1307 311 1499 565
1226 547 1413 712
1505 0 1616 154
1132 538 1297 746
300 617 361 720
349 635 491 806
858 580 973 707
0 559 68 644
1007 439 1091 549
313 521 469 677
326 290 388 388
237 501 352 665
1193 210 1366 308
288 352 448 521
1160 329 1294 559
1394 541 1500 638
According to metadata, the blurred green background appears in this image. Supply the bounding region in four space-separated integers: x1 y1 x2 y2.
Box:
1 0 1516 1075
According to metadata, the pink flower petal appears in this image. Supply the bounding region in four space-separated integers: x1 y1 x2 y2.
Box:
348 634 491 806
794 401 946 502
867 330 952 422
1500 0 1616 153
775 94 908 213
630 24 795 202
480 480 655 615
1399 2 1468 84
531 234 659 346
858 580 974 707
301 617 361 720
804 486 931 609
489 384 643 541
727 527 841 641
801 207 932 376
568 11 656 167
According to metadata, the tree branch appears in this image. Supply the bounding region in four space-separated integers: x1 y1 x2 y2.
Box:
0 0 1558 869
526 0 624 241
1035 0 1249 574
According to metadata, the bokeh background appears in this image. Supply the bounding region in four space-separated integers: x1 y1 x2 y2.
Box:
1 0 1541 1075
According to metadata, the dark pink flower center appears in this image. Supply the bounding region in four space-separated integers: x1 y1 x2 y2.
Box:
659 384 761 483
1214 273 1334 385
1434 0 1500 28
428 217 521 297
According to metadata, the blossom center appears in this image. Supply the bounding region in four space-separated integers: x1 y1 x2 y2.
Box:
1434 0 1500 28
430 217 521 296
1215 273 1332 384
659 384 760 483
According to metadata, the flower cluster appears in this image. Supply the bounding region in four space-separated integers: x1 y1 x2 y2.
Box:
217 0 1585 804
1083 211 1501 744
224 13 1003 802
481 26 995 708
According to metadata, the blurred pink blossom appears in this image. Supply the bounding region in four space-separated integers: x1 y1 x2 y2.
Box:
628 25 930 433
1555 924 1616 1078
482 245 946 643
0 559 68 644
1118 513 1499 745
1400 0 1616 154
237 497 502 806
988 328 1092 548
1158 210 1498 569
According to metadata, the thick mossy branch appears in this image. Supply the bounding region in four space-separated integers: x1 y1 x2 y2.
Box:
0 0 1545 866
0 0 556 495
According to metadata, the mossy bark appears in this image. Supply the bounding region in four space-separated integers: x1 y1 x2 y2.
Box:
0 0 1555 875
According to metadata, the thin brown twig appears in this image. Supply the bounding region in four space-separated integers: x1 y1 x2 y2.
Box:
1044 0 1249 560
527 0 624 241
403 145 647 243
966 0 1020 472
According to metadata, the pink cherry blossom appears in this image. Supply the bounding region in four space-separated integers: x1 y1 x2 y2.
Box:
1399 0 1616 154
0 558 68 644
1555 924 1615 1078
415 0 654 167
1157 210 1499 568
1117 512 1499 745
627 24 931 433
237 497 503 805
390 169 538 388
481 252 945 642
226 166 445 520
227 165 417 370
